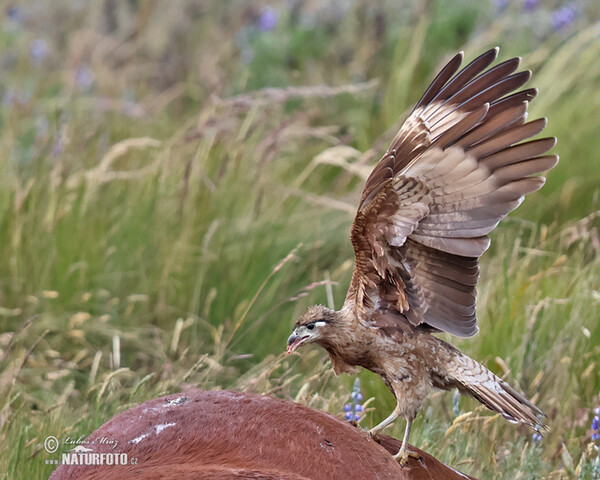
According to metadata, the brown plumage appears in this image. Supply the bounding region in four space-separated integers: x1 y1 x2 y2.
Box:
286 48 554 464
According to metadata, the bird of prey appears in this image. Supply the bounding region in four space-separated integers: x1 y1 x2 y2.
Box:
286 48 556 465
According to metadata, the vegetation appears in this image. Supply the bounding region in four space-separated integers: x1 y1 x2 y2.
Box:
1 1 599 478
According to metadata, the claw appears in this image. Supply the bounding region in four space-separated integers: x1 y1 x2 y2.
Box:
393 448 422 467
367 429 381 443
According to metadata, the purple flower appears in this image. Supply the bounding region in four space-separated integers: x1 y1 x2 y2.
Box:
344 378 365 423
257 6 278 31
6 6 22 23
594 407 600 416
523 0 538 11
552 5 576 31
532 432 542 442
592 416 599 431
30 39 48 67
75 65 94 90
593 432 600 441
494 0 508 13
351 391 363 402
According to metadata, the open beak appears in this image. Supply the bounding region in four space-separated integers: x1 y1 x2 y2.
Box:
286 333 309 354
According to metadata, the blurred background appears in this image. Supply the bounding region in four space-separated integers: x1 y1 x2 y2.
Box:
1 0 599 478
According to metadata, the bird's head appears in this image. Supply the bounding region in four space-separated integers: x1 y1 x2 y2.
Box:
286 305 336 354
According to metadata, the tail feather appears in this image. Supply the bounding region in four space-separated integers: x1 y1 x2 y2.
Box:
443 353 546 431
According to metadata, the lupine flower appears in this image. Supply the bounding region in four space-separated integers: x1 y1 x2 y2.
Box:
552 5 576 31
592 406 600 442
494 0 508 13
30 39 48 67
523 0 538 12
257 6 278 31
75 65 94 90
344 378 364 423
532 432 542 442
351 388 363 402
6 6 23 23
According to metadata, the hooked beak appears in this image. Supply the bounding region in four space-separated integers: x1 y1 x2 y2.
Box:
286 333 309 354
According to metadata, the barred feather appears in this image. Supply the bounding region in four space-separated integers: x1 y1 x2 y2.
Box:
437 352 546 430
347 47 558 338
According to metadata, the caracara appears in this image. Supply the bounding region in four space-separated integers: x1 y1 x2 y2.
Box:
286 48 555 465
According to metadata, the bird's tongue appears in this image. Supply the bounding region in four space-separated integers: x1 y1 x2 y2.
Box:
286 336 307 354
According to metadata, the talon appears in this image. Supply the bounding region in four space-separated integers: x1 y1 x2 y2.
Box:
393 448 421 467
368 430 381 443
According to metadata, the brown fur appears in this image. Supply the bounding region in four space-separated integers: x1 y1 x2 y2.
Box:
49 389 477 480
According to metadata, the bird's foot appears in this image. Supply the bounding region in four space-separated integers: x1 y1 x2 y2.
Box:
367 429 381 443
392 448 422 467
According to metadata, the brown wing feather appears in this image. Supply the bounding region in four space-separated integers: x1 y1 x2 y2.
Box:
345 48 558 337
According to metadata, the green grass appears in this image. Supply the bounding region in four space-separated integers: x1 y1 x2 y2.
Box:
1 1 600 478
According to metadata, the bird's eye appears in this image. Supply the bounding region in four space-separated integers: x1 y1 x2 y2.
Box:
306 323 315 331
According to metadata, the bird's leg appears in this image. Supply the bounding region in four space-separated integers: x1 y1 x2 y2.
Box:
368 405 422 466
392 418 422 466
368 405 400 440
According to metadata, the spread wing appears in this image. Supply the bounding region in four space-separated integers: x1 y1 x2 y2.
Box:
346 48 558 337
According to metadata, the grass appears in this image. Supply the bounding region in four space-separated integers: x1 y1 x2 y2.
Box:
1 1 599 478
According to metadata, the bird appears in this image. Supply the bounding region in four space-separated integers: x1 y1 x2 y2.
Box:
286 47 556 465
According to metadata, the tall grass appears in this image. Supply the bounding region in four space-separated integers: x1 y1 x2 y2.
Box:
0 1 599 478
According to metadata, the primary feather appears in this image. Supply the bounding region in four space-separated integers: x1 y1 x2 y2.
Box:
346 48 558 337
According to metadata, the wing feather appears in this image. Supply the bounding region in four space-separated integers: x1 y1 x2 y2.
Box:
432 70 531 125
345 48 557 337
482 138 557 169
412 51 466 111
415 48 500 112
457 102 529 148
467 118 547 157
